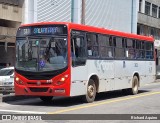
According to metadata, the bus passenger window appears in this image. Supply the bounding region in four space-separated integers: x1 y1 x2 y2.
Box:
87 33 99 58
92 47 99 57
109 37 112 46
71 35 86 66
114 37 125 59
98 34 113 58
126 39 136 59
87 38 92 56
146 42 154 59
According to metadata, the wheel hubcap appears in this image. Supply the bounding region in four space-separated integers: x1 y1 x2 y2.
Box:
133 80 138 92
88 85 94 98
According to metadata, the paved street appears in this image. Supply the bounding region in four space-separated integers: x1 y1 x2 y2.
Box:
0 81 160 122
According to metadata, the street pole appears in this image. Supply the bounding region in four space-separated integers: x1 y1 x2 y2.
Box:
81 0 85 25
131 0 133 33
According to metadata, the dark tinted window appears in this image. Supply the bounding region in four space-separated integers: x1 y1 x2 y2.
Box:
87 33 99 57
71 30 86 66
98 35 113 58
0 69 14 76
114 37 125 59
135 41 145 59
146 42 154 59
126 39 136 59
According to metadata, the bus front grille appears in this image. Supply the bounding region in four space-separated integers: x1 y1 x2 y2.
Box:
27 82 52 85
29 87 49 92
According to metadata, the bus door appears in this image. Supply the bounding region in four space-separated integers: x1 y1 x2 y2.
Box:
70 30 87 96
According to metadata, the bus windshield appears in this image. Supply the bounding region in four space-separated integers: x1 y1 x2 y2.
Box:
16 36 68 72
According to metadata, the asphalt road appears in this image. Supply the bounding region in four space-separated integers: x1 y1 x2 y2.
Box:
0 82 160 123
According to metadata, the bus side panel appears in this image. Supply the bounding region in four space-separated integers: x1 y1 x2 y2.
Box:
70 60 115 96
70 65 88 96
114 60 131 90
90 60 115 92
70 60 155 96
114 60 151 90
140 61 155 86
114 60 155 90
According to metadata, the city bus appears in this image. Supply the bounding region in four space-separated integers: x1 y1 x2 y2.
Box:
15 22 155 103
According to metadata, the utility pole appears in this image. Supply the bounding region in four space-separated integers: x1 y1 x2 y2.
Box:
131 0 134 33
81 0 85 24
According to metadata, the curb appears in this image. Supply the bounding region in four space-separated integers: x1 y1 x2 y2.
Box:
0 94 36 102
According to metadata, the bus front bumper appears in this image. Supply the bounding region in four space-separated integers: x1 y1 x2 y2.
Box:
15 83 70 97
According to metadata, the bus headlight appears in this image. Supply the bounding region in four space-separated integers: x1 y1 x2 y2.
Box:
55 74 69 86
15 77 19 82
60 77 66 82
15 77 24 85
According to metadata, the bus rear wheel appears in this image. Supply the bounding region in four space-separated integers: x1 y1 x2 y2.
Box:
40 96 53 102
129 76 139 95
83 79 96 103
122 76 139 95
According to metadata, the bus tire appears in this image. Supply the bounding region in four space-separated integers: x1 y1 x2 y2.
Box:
39 96 53 102
129 76 139 95
83 79 96 103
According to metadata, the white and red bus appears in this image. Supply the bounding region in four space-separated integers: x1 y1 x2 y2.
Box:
15 22 155 103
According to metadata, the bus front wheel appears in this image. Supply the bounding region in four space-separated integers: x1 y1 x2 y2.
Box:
40 96 53 102
83 79 96 103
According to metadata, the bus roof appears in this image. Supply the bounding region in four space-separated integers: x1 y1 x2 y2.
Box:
20 22 154 42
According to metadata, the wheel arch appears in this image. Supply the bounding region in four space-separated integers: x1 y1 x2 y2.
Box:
88 74 99 93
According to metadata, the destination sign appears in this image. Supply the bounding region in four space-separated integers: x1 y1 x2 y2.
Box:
16 25 67 37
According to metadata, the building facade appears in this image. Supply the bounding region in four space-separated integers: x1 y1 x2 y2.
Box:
0 0 139 67
0 0 24 67
2 0 160 68
138 0 160 66
23 0 160 67
24 0 138 33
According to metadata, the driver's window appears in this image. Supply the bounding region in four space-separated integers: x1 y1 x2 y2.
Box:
71 31 86 66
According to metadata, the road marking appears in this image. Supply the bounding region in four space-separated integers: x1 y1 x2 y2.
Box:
144 82 160 86
0 109 46 114
48 91 160 114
